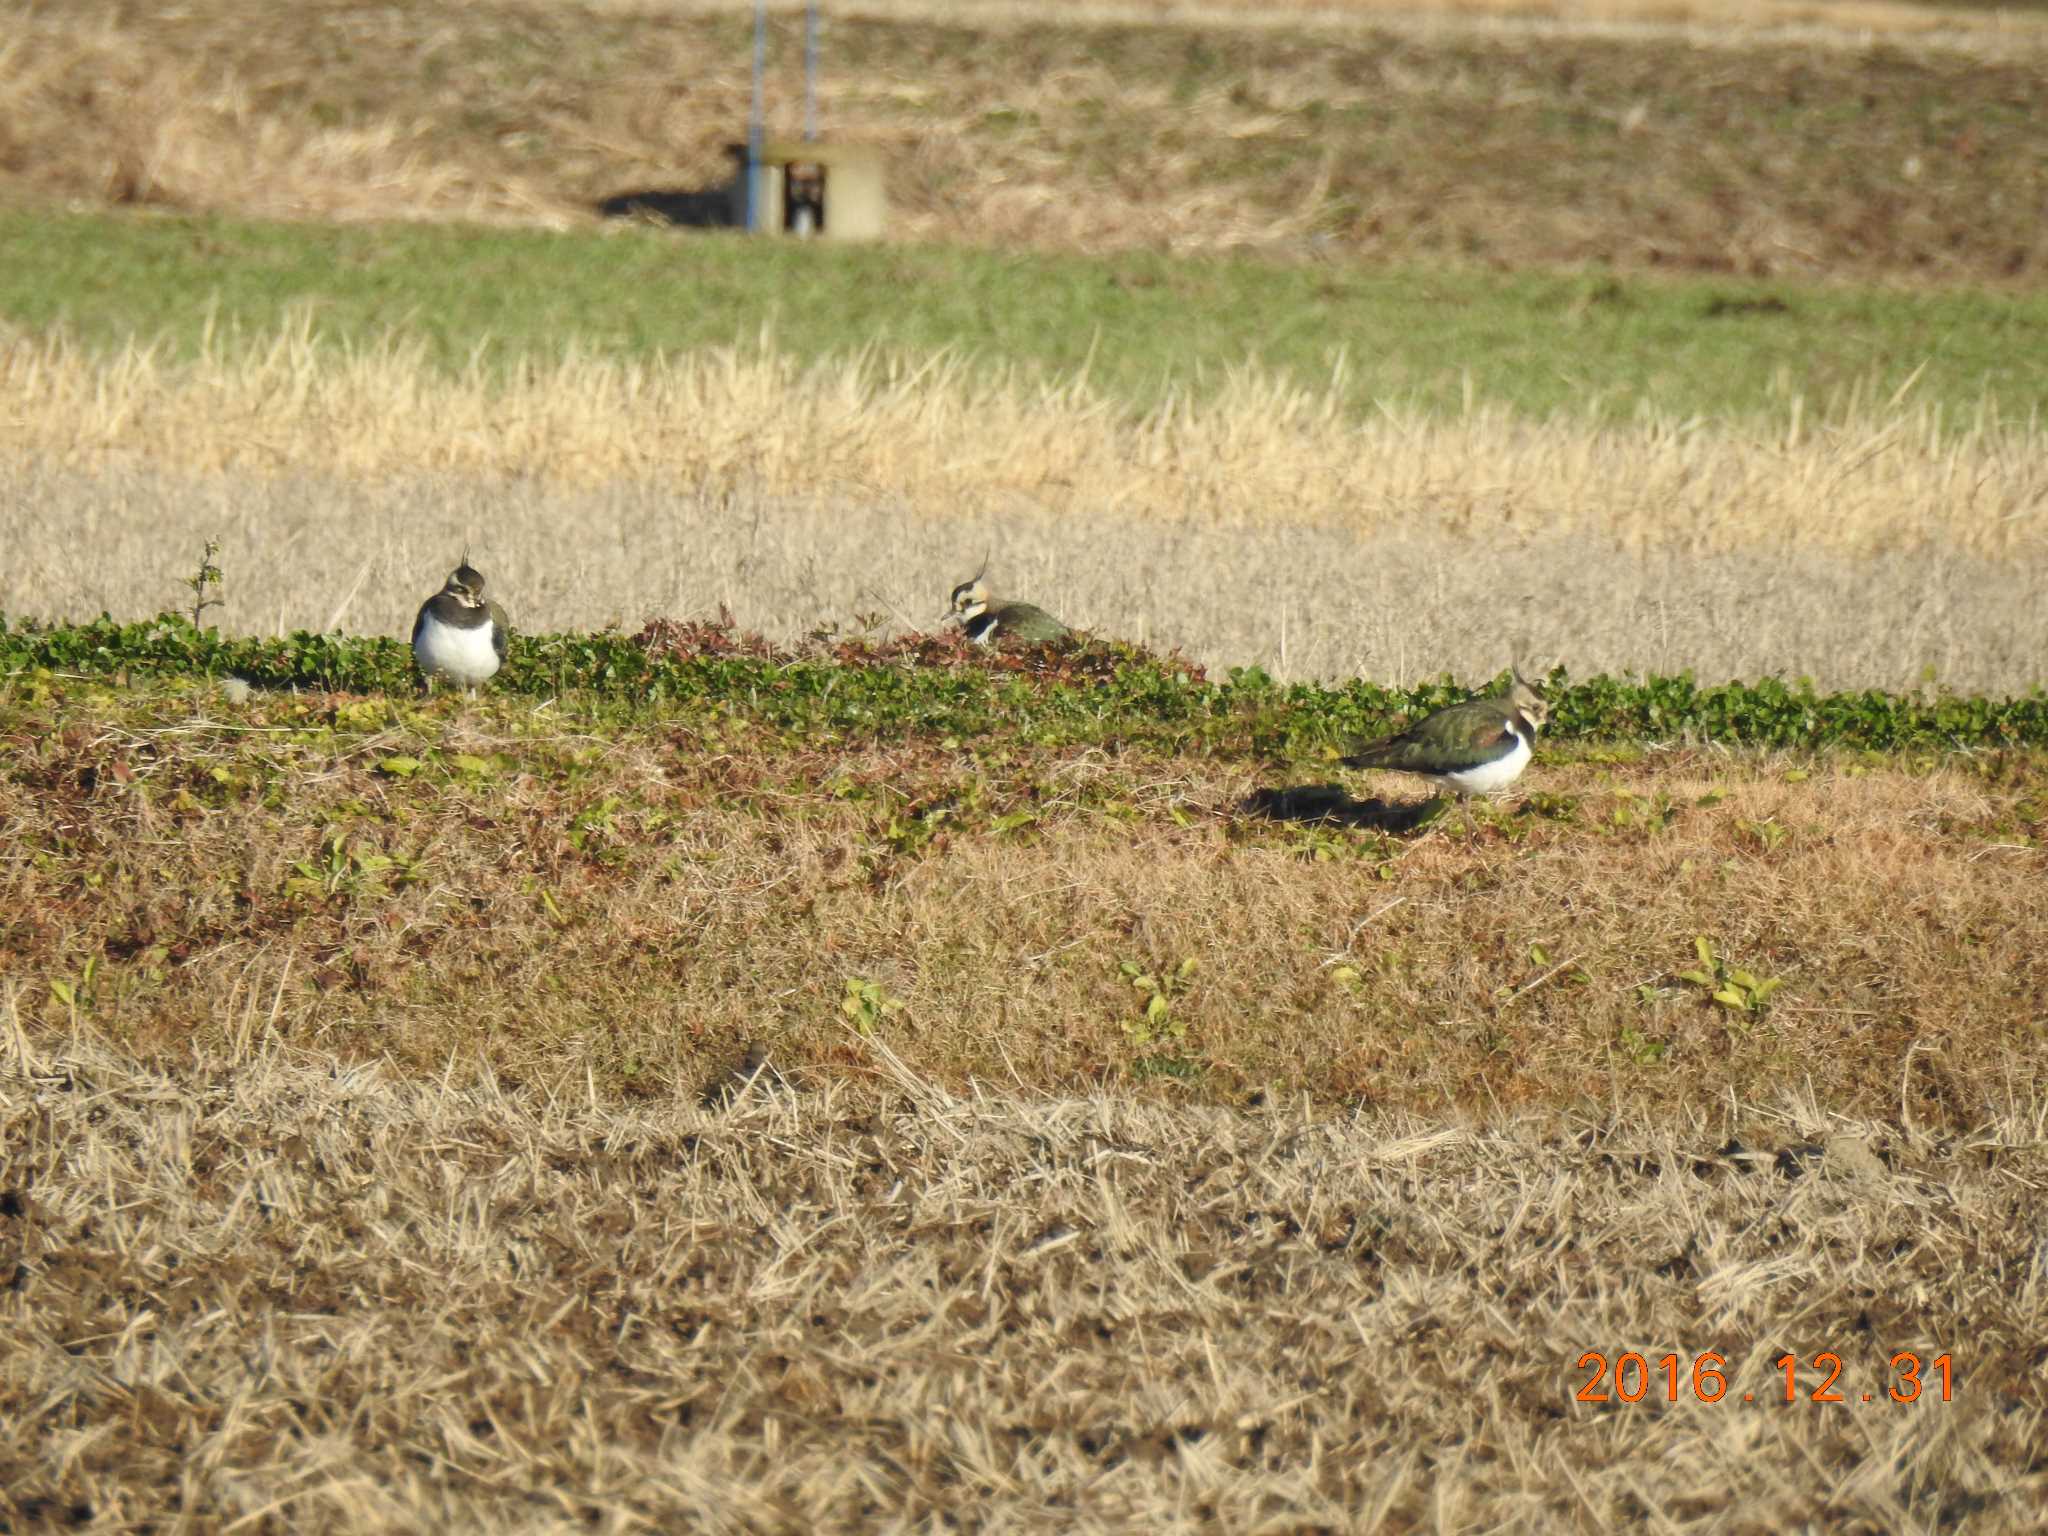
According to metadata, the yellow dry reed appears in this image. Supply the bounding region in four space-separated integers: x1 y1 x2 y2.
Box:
5 322 2041 558
5 323 2046 688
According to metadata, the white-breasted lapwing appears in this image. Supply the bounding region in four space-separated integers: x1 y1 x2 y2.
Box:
411 559 509 694
943 565 1071 646
1343 670 1549 800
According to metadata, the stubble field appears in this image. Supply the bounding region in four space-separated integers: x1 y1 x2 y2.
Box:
2 326 2045 692
3 0 2048 1529
2 672 2046 1528
4 1024 2044 1531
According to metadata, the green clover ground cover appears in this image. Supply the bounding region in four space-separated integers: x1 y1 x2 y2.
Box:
5 613 2044 755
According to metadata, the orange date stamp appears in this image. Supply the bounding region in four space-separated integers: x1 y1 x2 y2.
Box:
1575 1351 1956 1405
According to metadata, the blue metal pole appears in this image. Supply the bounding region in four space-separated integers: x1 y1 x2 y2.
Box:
804 3 819 141
747 0 767 232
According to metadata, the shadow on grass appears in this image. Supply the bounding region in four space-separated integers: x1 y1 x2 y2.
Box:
595 187 736 229
1241 783 1448 835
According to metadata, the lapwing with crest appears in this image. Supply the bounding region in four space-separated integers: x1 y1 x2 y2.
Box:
1343 669 1549 803
943 563 1071 646
411 556 510 694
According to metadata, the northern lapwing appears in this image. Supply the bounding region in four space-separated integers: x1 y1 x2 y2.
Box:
943 567 1071 646
411 558 509 694
1343 670 1548 803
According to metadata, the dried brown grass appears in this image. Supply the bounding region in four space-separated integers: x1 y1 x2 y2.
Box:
5 328 2046 689
2 0 2043 274
5 614 2046 1527
4 696 2045 1122
2 1022 2044 1531
678 0 2048 48
0 6 568 229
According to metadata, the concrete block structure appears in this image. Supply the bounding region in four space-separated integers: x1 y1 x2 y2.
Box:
728 140 887 241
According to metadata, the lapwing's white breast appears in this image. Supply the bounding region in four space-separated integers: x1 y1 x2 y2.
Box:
1432 730 1532 796
413 610 502 686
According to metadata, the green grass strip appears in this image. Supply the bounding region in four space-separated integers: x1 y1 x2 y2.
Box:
3 208 2045 424
6 614 2044 754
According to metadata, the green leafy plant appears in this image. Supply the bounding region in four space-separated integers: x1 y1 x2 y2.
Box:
3 617 2046 753
1117 956 1205 1082
882 805 950 856
286 831 397 901
1616 1021 1668 1064
1119 956 1199 1049
1677 936 1784 1016
1738 816 1790 852
47 956 100 1018
840 977 903 1036
1607 789 1678 835
567 795 625 853
184 540 224 630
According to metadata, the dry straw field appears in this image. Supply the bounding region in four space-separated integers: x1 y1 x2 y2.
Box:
4 0 2048 1528
5 649 2048 1528
3 1025 2045 1530
5 327 2046 691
